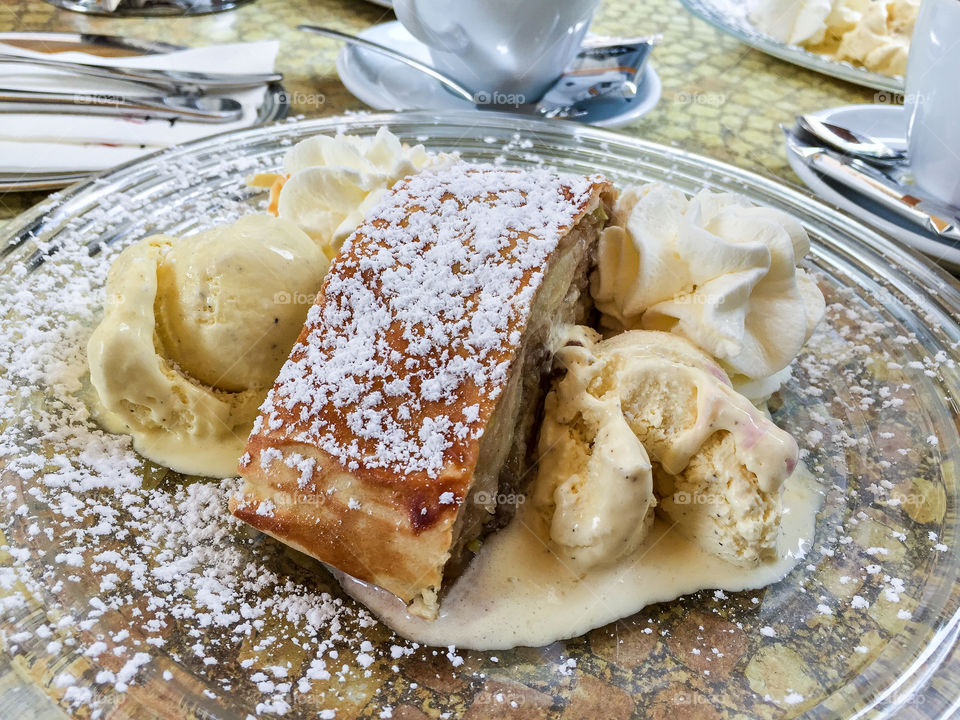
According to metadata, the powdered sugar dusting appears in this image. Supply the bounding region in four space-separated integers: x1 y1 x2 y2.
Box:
254 163 602 479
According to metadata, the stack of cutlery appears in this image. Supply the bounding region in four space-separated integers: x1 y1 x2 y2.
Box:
0 34 282 190
0 53 279 121
782 116 960 244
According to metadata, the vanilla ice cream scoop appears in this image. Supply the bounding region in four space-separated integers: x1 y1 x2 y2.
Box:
591 183 825 401
156 214 327 392
535 327 799 569
275 127 453 258
87 214 329 477
533 326 655 570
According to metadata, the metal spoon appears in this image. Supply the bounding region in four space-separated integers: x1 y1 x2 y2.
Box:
797 115 906 166
299 25 616 119
298 25 477 104
300 25 656 120
782 123 960 242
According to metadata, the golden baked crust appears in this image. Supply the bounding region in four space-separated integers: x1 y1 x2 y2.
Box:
230 163 612 615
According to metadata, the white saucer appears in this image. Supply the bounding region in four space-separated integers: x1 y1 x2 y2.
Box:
785 103 960 271
336 22 661 129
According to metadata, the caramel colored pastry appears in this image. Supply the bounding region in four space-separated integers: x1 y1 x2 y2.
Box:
230 163 614 618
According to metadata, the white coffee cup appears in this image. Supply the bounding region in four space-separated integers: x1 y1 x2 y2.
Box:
393 0 601 103
904 0 960 207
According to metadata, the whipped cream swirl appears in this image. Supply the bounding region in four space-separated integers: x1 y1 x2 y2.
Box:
591 182 825 401
276 127 454 258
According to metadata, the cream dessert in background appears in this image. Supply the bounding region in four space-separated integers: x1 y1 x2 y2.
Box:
747 0 834 45
339 327 820 649
87 214 329 477
253 127 453 259
746 0 919 75
825 0 917 75
591 182 825 402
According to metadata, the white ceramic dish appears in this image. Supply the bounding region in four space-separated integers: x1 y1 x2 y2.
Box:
785 103 960 272
335 21 661 129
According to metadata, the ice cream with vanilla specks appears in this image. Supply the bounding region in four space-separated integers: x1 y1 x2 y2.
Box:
534 326 798 570
87 214 329 477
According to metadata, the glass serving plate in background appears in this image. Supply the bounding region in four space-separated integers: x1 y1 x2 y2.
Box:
0 112 956 720
43 0 255 17
679 0 904 94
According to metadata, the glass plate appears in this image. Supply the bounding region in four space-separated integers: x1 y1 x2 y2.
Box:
0 112 957 720
42 0 255 17
679 0 904 94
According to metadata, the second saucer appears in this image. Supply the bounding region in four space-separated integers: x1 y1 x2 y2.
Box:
785 103 960 271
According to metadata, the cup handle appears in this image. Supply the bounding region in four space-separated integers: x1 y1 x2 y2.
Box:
393 0 472 53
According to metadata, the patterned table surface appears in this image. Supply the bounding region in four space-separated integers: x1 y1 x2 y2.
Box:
0 0 883 224
0 2 956 720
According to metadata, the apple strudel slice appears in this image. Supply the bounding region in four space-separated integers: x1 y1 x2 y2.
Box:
230 162 614 618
